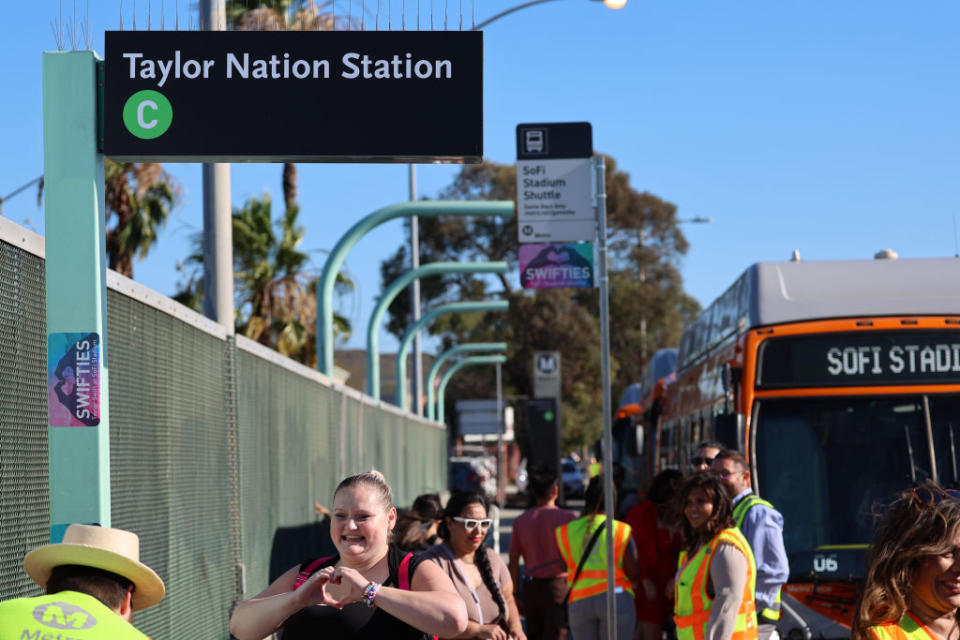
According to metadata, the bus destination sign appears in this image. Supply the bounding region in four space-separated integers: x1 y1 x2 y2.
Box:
103 30 482 163
757 330 960 388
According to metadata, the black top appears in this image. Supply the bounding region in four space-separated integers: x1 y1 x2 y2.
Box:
280 544 429 640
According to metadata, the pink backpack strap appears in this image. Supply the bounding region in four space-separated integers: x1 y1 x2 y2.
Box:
293 555 335 590
397 552 413 590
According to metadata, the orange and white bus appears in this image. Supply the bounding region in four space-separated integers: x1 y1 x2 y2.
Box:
658 256 960 639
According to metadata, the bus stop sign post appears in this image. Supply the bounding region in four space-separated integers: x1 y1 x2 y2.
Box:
594 153 618 640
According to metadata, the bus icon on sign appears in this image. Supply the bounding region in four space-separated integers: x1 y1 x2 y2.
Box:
524 129 546 154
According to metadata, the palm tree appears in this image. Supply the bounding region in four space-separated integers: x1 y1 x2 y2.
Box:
173 184 355 364
103 160 179 278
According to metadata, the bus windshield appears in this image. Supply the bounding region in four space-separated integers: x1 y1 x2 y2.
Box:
753 394 960 574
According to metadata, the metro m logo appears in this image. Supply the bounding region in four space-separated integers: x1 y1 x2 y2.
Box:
32 601 97 630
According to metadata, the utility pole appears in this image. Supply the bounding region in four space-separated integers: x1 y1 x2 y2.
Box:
409 164 422 413
200 0 234 333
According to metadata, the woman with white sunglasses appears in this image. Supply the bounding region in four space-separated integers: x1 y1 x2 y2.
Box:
421 492 526 640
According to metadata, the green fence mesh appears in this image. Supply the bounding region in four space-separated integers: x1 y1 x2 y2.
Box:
0 222 448 639
0 239 49 599
107 289 240 638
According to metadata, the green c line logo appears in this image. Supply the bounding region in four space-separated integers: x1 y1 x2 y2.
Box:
122 90 173 139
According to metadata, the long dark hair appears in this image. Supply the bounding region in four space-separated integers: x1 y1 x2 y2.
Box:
439 492 509 632
394 493 442 551
852 483 960 640
676 472 734 553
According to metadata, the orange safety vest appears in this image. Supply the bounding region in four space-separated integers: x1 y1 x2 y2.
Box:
866 612 939 640
674 527 758 640
555 515 634 602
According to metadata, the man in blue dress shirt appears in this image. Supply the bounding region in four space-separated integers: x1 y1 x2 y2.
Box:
712 449 790 640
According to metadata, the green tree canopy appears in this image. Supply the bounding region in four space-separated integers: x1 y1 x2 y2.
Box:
379 156 700 451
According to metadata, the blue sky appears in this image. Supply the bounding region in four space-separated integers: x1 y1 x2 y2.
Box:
2 1 959 355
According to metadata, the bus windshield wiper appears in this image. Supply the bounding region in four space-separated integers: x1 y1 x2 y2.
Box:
950 424 958 487
905 424 918 485
922 396 939 483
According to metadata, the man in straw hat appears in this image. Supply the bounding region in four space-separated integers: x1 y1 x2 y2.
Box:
0 524 165 639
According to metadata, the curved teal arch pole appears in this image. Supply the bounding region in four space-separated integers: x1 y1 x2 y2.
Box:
426 343 507 421
366 262 508 399
316 200 514 377
396 300 509 412
436 355 508 423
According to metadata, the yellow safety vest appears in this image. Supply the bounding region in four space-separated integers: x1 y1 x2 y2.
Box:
674 528 758 640
732 493 783 622
0 590 149 640
555 515 634 602
866 612 938 640
588 462 602 478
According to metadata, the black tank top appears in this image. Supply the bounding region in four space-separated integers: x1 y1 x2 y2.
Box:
280 544 429 640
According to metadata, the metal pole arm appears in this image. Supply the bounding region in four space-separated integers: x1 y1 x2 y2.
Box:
396 300 509 411
366 261 507 398
436 355 508 423
317 200 513 377
426 342 508 420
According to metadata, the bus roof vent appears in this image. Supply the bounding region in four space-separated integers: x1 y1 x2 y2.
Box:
874 249 899 260
790 249 801 262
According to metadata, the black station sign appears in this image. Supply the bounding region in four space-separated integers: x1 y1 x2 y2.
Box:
756 330 960 389
103 30 482 163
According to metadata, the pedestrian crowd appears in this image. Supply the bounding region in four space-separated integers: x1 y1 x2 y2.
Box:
2 448 959 640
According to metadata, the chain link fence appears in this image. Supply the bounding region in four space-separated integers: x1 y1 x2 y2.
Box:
0 219 447 638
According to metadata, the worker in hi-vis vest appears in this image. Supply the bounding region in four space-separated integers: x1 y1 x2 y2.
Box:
674 473 759 640
556 475 641 640
712 450 789 640
0 524 164 639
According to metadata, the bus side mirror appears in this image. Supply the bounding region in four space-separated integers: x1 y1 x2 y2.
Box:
714 413 744 451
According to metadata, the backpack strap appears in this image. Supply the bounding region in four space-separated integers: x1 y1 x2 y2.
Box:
293 555 336 590
398 552 413 590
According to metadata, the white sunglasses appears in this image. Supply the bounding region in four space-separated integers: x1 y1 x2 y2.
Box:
453 516 493 531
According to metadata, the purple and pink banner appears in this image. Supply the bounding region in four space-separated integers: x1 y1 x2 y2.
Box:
47 332 101 427
519 243 594 289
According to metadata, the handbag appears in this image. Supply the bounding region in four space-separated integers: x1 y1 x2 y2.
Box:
557 521 606 629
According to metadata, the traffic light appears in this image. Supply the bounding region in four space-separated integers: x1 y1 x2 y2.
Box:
526 398 562 498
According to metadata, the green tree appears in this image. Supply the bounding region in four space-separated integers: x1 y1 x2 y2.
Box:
103 160 179 278
174 173 354 364
379 157 699 451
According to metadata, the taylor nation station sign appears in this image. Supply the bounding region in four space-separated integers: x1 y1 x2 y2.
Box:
103 31 482 163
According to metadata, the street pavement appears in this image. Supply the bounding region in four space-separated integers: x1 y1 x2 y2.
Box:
495 498 584 565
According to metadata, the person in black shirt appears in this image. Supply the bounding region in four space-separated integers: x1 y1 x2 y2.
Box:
230 471 468 640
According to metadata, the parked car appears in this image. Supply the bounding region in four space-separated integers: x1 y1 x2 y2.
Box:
561 457 585 498
450 456 496 499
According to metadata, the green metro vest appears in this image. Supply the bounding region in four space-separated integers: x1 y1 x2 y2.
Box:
733 493 783 622
674 527 758 640
866 612 938 640
0 591 148 640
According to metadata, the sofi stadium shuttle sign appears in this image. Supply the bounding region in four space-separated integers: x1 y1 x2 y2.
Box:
43 31 482 541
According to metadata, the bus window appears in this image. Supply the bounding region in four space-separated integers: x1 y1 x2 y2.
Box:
929 394 960 488
753 396 933 559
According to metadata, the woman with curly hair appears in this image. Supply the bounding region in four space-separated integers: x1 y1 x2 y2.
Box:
674 473 757 640
421 491 526 640
852 483 960 640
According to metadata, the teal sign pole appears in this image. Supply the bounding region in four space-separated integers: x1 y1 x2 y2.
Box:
42 51 112 537
426 343 507 421
436 355 508 423
395 300 508 412
316 200 514 378
366 262 507 400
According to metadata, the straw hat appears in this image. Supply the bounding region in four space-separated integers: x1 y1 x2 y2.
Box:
24 524 165 611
